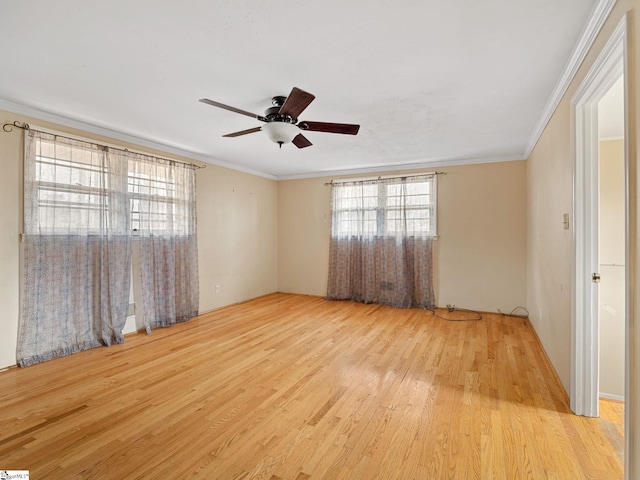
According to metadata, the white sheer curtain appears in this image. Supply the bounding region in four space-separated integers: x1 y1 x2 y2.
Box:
326 175 436 309
128 154 199 332
18 131 132 367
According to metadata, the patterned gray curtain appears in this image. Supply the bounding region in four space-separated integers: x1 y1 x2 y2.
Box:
326 175 436 309
128 154 199 332
18 131 132 367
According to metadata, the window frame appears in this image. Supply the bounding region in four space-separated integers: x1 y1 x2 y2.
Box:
25 128 194 236
330 174 438 239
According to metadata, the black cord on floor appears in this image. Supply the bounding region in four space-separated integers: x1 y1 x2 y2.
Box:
426 307 483 322
508 306 529 318
497 306 530 319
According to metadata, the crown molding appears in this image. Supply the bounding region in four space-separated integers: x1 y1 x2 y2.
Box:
524 0 617 158
275 154 526 181
0 98 278 180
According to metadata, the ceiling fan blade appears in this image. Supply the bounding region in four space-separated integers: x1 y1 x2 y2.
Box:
199 98 267 122
222 126 262 138
299 121 360 135
279 87 315 119
292 134 313 149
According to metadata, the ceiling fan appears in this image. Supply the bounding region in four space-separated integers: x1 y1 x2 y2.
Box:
199 87 360 149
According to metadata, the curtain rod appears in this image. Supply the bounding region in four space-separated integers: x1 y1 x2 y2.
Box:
324 171 446 186
2 120 206 170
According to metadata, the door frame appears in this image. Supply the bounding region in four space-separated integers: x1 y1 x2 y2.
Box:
571 17 627 419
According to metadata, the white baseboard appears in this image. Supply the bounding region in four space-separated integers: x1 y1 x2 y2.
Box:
599 392 625 402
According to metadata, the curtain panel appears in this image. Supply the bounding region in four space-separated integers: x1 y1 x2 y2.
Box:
326 175 436 309
127 152 199 333
18 131 132 367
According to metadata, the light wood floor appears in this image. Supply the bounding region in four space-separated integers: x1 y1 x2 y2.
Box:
0 293 624 479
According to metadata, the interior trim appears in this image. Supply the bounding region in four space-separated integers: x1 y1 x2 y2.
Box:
525 0 618 158
277 154 526 181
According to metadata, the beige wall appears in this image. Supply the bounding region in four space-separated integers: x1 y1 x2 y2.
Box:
0 114 22 369
0 108 279 370
278 178 331 296
197 164 278 312
526 97 573 387
527 0 639 472
279 160 527 313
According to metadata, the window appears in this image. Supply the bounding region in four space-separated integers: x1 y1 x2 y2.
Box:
26 133 193 236
331 174 437 238
19 129 200 367
27 134 126 235
128 158 193 235
326 173 437 309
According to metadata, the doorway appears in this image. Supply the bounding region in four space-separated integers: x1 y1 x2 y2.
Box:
571 13 628 475
598 76 625 403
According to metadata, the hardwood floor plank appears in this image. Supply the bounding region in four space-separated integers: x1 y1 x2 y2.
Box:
0 293 624 479
600 398 625 464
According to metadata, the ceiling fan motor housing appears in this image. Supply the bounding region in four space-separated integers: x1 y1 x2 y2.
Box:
265 97 297 124
271 96 287 107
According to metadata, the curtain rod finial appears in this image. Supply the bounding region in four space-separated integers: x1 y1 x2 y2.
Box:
3 121 30 133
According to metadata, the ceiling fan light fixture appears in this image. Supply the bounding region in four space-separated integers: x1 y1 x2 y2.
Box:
261 122 299 148
200 87 360 150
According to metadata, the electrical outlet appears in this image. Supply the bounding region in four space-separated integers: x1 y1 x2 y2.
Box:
215 285 220 294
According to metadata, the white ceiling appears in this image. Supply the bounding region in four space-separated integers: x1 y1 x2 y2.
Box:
0 0 603 179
